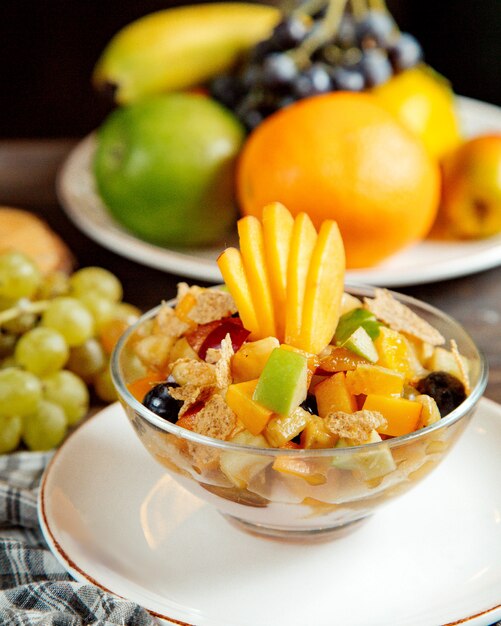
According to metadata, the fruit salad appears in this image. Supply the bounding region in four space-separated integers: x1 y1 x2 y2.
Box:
126 204 470 490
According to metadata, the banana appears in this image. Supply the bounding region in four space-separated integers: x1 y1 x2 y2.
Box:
93 3 280 105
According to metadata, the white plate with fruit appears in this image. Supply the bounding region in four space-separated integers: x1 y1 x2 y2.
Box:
58 96 501 287
58 1 501 286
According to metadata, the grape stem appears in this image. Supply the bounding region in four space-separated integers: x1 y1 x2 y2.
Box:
293 0 350 64
0 299 48 326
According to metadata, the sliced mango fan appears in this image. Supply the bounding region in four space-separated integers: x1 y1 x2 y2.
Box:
217 203 345 354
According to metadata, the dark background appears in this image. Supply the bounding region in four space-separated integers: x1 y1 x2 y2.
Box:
1 0 500 139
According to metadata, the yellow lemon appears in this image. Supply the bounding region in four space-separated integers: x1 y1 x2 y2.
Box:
372 65 461 160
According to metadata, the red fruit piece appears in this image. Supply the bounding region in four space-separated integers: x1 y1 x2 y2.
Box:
199 317 250 360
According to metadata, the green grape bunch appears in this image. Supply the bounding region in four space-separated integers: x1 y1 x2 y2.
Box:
0 252 140 453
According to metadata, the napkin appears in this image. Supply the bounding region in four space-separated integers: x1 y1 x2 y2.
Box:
0 451 155 625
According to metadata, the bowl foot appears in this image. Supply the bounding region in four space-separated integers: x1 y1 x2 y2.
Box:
221 513 371 543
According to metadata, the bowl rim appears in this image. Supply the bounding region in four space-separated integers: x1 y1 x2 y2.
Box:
111 284 488 457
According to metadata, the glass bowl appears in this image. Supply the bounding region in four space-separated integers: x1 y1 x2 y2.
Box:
111 285 488 542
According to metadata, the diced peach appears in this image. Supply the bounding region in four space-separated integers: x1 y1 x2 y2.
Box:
232 336 280 383
285 213 317 348
314 372 357 416
217 247 259 338
363 394 422 437
345 363 405 397
237 215 276 339
127 372 163 402
262 202 294 343
226 379 274 435
299 220 345 354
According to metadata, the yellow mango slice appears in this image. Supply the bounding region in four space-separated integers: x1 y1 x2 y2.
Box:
285 213 317 347
363 394 422 437
314 372 357 417
217 247 259 337
262 202 294 342
238 215 276 339
299 220 345 353
226 379 273 435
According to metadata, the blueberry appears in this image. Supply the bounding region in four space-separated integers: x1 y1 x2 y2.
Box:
301 395 319 416
388 33 423 72
415 371 467 417
143 382 183 424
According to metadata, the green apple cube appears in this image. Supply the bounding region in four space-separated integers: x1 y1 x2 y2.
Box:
253 347 308 416
342 326 378 363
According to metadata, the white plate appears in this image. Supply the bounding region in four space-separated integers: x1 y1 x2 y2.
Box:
57 96 501 287
39 399 501 626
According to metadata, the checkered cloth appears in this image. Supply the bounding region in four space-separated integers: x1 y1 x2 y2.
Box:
0 451 156 626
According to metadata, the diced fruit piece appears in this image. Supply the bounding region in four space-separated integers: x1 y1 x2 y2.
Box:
280 344 319 383
169 337 198 362
176 412 198 431
317 346 367 373
174 292 197 327
299 220 345 353
253 347 308 415
272 457 330 485
127 371 164 402
143 382 183 423
232 336 280 382
264 405 311 447
217 247 259 338
334 308 380 344
237 215 276 338
415 394 441 428
198 317 250 360
219 430 270 489
374 326 416 380
415 371 466 417
226 379 273 435
333 429 397 480
285 213 317 347
314 372 357 417
426 346 469 381
363 394 422 437
262 202 294 343
345 363 405 397
341 326 378 363
300 415 338 449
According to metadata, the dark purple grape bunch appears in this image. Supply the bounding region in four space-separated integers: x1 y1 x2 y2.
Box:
209 1 424 132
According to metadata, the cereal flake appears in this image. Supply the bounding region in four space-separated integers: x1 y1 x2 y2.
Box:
450 339 471 394
325 410 386 444
187 290 237 325
365 288 445 346
154 303 189 337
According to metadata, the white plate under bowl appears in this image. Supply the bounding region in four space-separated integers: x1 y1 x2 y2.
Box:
39 399 501 626
57 96 501 287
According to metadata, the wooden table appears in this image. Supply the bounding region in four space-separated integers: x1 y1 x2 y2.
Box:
2 139 500 403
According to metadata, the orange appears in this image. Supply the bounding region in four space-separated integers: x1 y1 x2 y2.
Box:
236 92 440 269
